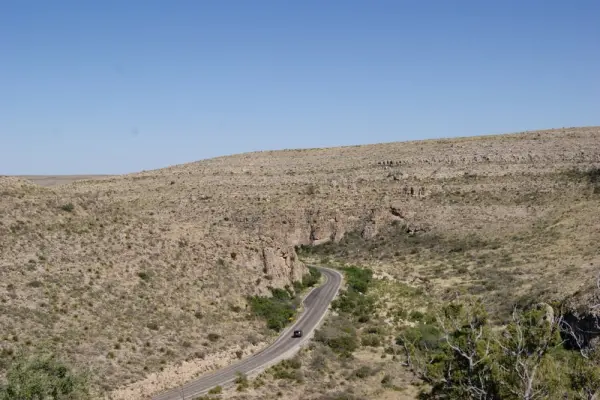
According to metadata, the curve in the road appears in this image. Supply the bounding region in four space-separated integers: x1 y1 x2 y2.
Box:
152 266 343 400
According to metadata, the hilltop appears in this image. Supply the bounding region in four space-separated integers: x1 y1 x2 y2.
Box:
1 126 600 399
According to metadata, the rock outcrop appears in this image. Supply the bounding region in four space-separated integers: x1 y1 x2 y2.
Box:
561 280 600 350
260 245 307 293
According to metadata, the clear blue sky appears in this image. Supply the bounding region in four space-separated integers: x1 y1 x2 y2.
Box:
2 0 599 175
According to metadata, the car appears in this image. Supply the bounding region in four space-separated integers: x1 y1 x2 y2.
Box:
292 329 303 338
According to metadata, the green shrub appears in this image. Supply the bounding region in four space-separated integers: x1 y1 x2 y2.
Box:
235 372 249 391
361 334 381 347
351 366 374 379
137 271 151 281
396 322 442 352
207 333 220 342
248 288 296 331
409 310 425 322
366 326 384 335
279 357 301 370
315 317 359 356
342 266 373 294
564 167 600 184
325 335 357 355
332 290 376 322
60 203 74 212
270 288 291 301
381 374 392 385
146 321 159 331
0 353 90 400
270 358 304 383
326 266 376 324
293 266 322 293
303 266 322 287
208 385 222 394
327 266 377 324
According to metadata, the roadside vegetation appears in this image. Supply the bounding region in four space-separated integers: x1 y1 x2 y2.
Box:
188 259 600 399
248 288 298 331
294 266 322 292
248 267 322 331
222 264 424 399
314 266 376 356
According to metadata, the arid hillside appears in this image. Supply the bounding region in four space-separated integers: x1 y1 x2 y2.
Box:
15 175 114 187
1 126 600 399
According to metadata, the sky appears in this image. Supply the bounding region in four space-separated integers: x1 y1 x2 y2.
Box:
1 1 599 175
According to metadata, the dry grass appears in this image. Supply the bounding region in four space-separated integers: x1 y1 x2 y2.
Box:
1 126 600 398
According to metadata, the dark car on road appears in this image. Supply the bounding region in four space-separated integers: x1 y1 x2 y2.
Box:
292 329 303 338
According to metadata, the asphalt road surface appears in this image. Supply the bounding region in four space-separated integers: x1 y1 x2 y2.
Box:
152 266 343 400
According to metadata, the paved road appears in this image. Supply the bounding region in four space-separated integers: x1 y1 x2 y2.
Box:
152 266 342 400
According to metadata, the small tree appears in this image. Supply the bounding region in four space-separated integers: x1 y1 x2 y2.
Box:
399 300 600 400
495 305 564 400
427 300 500 399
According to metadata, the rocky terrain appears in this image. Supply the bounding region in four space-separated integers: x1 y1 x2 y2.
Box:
1 126 600 399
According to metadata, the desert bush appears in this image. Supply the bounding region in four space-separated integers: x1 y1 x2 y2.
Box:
396 322 442 352
361 333 382 347
303 266 322 288
332 290 376 322
0 352 90 400
350 365 375 379
248 288 296 331
310 350 328 371
137 271 151 281
381 374 392 385
331 266 376 324
564 166 600 184
306 184 317 195
279 357 301 370
315 316 359 356
293 266 322 293
269 357 304 382
59 203 74 212
341 266 373 294
208 385 222 394
207 333 220 342
146 321 159 331
563 167 600 195
234 371 249 391
409 310 425 322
